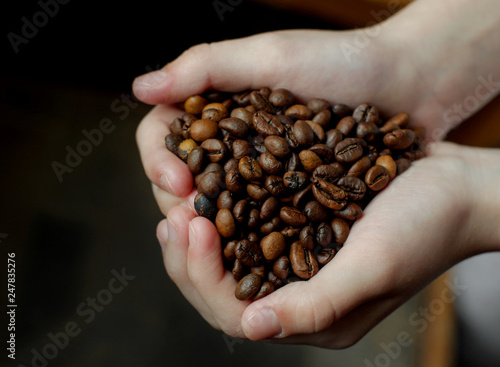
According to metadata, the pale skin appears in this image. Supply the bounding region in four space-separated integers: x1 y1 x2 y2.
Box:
133 0 500 348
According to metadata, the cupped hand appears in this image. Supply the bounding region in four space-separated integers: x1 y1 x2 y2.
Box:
155 141 499 348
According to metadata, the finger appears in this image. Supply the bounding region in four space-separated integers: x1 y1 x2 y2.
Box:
152 184 197 217
158 208 215 322
186 216 249 337
136 104 194 197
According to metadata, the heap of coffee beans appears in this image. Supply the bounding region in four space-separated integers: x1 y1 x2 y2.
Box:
165 88 426 301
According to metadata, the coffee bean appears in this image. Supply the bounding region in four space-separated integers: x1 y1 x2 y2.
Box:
252 281 275 300
331 217 349 244
201 139 226 163
313 164 344 183
190 119 219 142
235 239 262 267
312 177 347 210
309 144 334 164
170 118 184 136
304 200 328 222
225 168 244 194
165 133 183 155
331 103 353 119
249 90 274 113
395 158 411 175
264 135 290 158
307 98 331 115
335 138 364 164
248 208 260 230
325 129 343 150
261 232 286 260
312 109 332 127
177 138 198 162
219 117 249 138
299 225 315 250
365 165 390 191
232 139 253 160
347 156 372 178
253 111 283 137
285 152 301 172
187 147 205 174
269 88 295 108
223 240 238 261
232 259 245 281
283 171 308 190
198 171 224 198
239 156 263 181
216 208 236 238
273 256 290 279
202 102 228 122
231 107 254 127
299 150 323 172
333 202 363 221
217 190 233 210
259 152 283 175
246 183 269 201
233 199 249 224
353 103 379 124
264 175 287 196
336 116 356 136
293 120 315 146
260 217 282 235
305 120 325 142
356 121 379 142
376 155 397 180
260 196 279 221
184 95 208 115
285 104 313 120
316 222 333 247
235 273 262 300
194 193 217 220
336 176 367 201
383 129 415 150
290 241 319 279
280 206 307 227
316 247 336 266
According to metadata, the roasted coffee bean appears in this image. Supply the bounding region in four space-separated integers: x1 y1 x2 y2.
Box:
184 95 207 115
249 90 274 113
181 119 193 139
347 156 372 178
235 273 262 300
283 124 299 149
269 88 295 108
293 120 315 146
232 139 253 160
239 156 263 181
223 240 238 261
281 226 301 239
299 150 323 172
190 119 219 142
325 129 343 150
165 133 183 155
264 175 287 196
316 222 333 247
194 193 217 220
248 231 260 244
195 162 224 187
273 256 290 279
283 171 308 190
383 112 409 130
267 271 284 288
261 232 286 260
312 177 347 210
316 247 336 266
305 120 325 142
216 208 236 238
304 200 328 222
280 206 307 227
336 176 367 201
285 104 313 120
353 103 379 124
198 171 224 198
235 239 262 267
313 164 344 183
201 138 226 163
253 111 283 137
383 129 415 150
312 109 332 127
233 199 248 223
285 152 301 172
177 138 198 162
376 155 397 180
333 202 363 221
264 135 290 158
202 102 228 122
223 158 239 172
260 196 280 221
225 168 244 194
331 103 353 119
259 152 283 175
292 183 313 208
217 190 233 210
335 138 364 163
290 241 319 279
260 217 282 235
231 107 254 127
219 117 249 138
336 116 356 136
187 147 205 174
356 121 379 142
309 144 334 164
331 217 349 244
365 165 390 191
253 281 275 300
232 259 245 281
307 98 331 114
250 265 266 278
246 183 269 201
299 225 315 250
248 208 260 230
170 118 184 136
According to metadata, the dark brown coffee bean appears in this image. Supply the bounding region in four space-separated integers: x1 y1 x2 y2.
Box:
259 152 283 175
334 138 364 163
307 98 331 115
365 165 390 191
312 164 344 183
223 158 238 173
187 147 205 174
246 183 269 201
247 231 259 244
299 225 315 250
316 222 333 247
376 155 397 180
280 206 307 227
232 259 245 281
235 239 262 267
292 183 313 208
316 247 336 266
336 176 367 201
331 103 353 119
261 232 286 260
202 102 228 122
233 199 248 224
273 256 290 279
383 112 409 130
201 138 226 163
198 171 224 198
250 265 266 278
249 90 274 113
299 150 323 172
194 162 224 187
269 88 295 108
181 118 193 139
170 118 184 136
264 135 290 158
305 120 325 142
248 208 260 230
333 202 363 221
231 107 253 127
285 152 301 172
165 133 183 155
223 240 238 262
264 175 287 196
283 171 308 190
190 119 219 142
253 111 283 137
260 217 282 235
325 129 343 150
239 156 263 181
235 273 262 300
331 217 349 244
353 103 379 124
252 281 275 300
225 168 244 194
309 144 334 164
293 120 315 146
312 109 332 128
232 139 253 160
395 158 411 175
184 95 208 115
336 116 356 136
304 200 328 222
285 104 313 120
283 124 299 149
217 190 233 210
260 196 279 221
347 156 372 178
281 226 301 239
194 193 217 220
312 177 347 210
356 121 379 142
219 117 248 138
267 271 284 288
383 129 415 150
215 208 236 238
290 241 319 279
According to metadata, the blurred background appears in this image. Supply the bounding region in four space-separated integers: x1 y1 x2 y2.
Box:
1 0 499 367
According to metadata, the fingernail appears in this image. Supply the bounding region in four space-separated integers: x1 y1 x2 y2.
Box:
160 174 176 196
134 70 167 88
243 306 282 340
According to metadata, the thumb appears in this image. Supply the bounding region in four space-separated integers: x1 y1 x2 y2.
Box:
132 32 290 105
